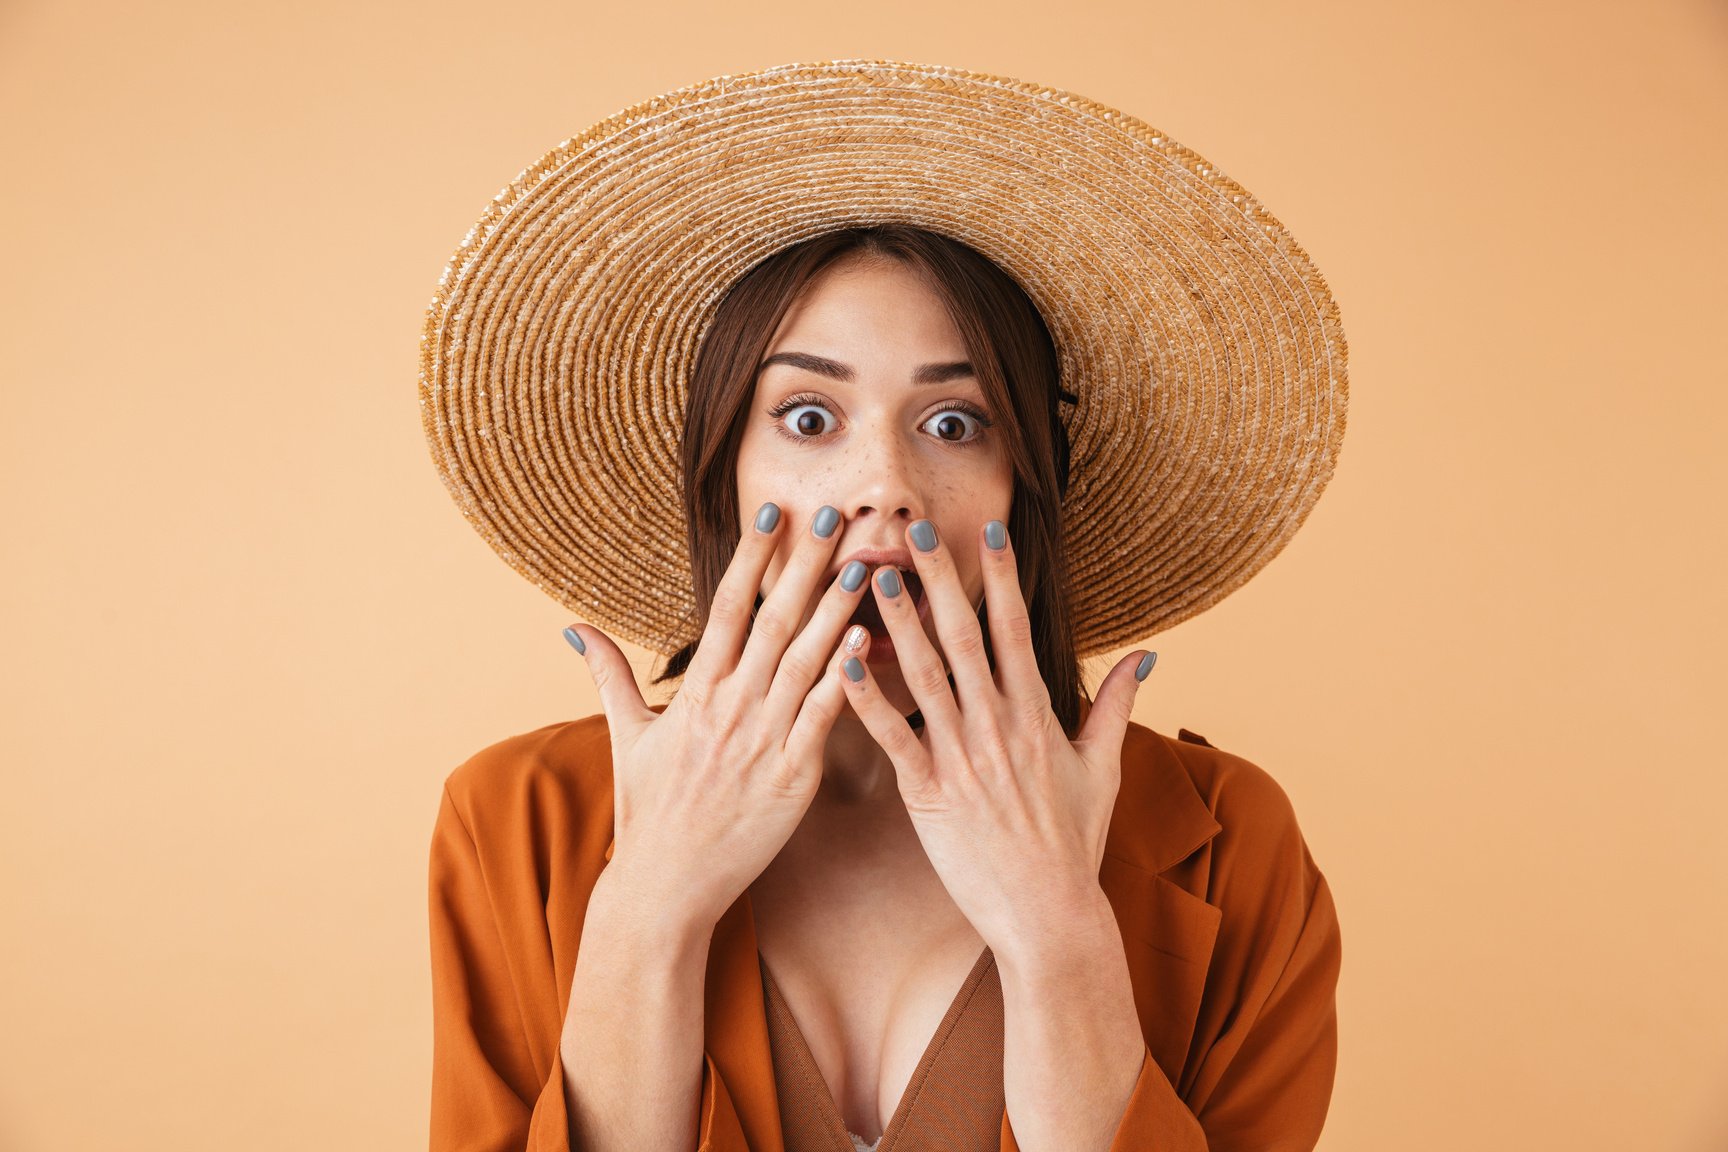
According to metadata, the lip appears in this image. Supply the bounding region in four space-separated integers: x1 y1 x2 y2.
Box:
826 546 918 585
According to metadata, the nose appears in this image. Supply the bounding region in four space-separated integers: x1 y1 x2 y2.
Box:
837 421 924 530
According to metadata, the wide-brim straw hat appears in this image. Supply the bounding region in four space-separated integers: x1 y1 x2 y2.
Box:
418 58 1349 661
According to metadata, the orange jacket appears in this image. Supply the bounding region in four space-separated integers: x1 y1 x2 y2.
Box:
428 702 1342 1151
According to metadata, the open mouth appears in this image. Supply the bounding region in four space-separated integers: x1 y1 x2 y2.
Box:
848 567 926 636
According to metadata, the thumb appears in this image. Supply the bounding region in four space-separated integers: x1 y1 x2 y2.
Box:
1076 650 1156 759
563 622 653 744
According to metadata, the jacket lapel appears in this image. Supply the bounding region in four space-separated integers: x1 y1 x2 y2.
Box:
702 887 784 1152
1091 700 1225 1084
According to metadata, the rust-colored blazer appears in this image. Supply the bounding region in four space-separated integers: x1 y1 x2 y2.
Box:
428 700 1342 1151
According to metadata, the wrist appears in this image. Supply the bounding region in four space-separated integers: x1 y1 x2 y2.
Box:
992 883 1122 988
589 859 718 955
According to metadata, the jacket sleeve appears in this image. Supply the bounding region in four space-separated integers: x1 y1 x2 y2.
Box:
428 782 742 1151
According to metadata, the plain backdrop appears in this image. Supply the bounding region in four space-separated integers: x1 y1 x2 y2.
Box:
2 1 1725 1149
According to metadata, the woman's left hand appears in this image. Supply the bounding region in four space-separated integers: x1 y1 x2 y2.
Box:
836 517 1156 957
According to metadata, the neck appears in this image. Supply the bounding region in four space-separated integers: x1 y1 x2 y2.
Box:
814 709 903 807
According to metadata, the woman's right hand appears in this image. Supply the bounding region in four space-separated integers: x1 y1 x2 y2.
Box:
565 501 869 928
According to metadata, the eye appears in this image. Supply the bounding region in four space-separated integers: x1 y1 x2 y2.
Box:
767 393 838 439
920 402 992 446
765 392 994 446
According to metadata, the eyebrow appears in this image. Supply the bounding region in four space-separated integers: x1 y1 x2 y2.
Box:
757 351 975 386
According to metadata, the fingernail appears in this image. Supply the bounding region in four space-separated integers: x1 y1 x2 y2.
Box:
755 502 781 533
563 626 587 655
985 520 1006 551
813 505 840 539
840 560 867 592
843 656 865 682
910 520 938 552
875 567 901 598
1135 651 1158 681
844 624 868 652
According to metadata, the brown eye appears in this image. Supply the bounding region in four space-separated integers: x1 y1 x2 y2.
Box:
921 408 985 444
777 401 837 438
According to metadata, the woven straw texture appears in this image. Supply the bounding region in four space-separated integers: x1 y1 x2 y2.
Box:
419 58 1349 660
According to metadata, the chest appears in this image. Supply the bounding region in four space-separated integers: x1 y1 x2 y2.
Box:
749 848 990 1141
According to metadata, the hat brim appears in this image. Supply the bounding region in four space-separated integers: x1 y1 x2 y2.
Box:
419 59 1349 659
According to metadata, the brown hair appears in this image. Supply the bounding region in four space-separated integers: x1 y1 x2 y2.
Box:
651 224 1090 737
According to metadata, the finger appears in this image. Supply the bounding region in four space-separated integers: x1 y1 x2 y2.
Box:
763 555 871 731
682 500 785 692
734 503 845 689
870 561 962 733
1075 650 1157 765
563 621 654 744
831 629 936 798
785 622 873 767
903 518 994 712
977 519 1048 707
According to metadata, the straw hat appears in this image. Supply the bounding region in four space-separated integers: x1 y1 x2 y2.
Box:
418 58 1349 661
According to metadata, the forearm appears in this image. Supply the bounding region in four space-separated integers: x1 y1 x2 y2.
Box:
995 888 1147 1152
559 863 714 1151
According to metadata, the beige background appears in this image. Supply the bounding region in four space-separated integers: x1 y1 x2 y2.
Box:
2 0 1724 1148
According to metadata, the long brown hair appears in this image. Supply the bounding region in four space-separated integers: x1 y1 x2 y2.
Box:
651 224 1089 737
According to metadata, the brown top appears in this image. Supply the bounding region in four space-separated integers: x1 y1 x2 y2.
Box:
761 947 1003 1152
428 698 1343 1151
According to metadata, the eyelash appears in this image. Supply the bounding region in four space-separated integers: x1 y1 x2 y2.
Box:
765 391 995 448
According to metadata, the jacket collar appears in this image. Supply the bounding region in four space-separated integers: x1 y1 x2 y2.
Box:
604 697 1223 1151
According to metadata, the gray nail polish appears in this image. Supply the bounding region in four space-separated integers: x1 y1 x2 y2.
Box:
563 626 586 655
840 560 867 592
843 656 865 682
876 567 901 597
755 502 780 533
985 520 1006 551
910 520 937 552
813 505 840 538
1135 651 1158 681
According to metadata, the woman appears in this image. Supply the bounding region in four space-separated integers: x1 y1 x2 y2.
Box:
423 62 1347 1152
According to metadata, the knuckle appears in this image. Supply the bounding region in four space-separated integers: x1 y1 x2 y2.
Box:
679 678 710 712
886 724 924 760
709 585 748 625
776 645 821 688
911 659 950 696
944 623 986 661
750 606 794 646
764 754 809 799
1015 689 1053 727
998 609 1035 649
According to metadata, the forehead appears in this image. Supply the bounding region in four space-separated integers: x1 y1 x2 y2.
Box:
763 257 965 362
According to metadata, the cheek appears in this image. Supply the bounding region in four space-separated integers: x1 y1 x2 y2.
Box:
733 437 790 535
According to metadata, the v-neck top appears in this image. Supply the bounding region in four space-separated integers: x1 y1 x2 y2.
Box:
759 946 1005 1152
